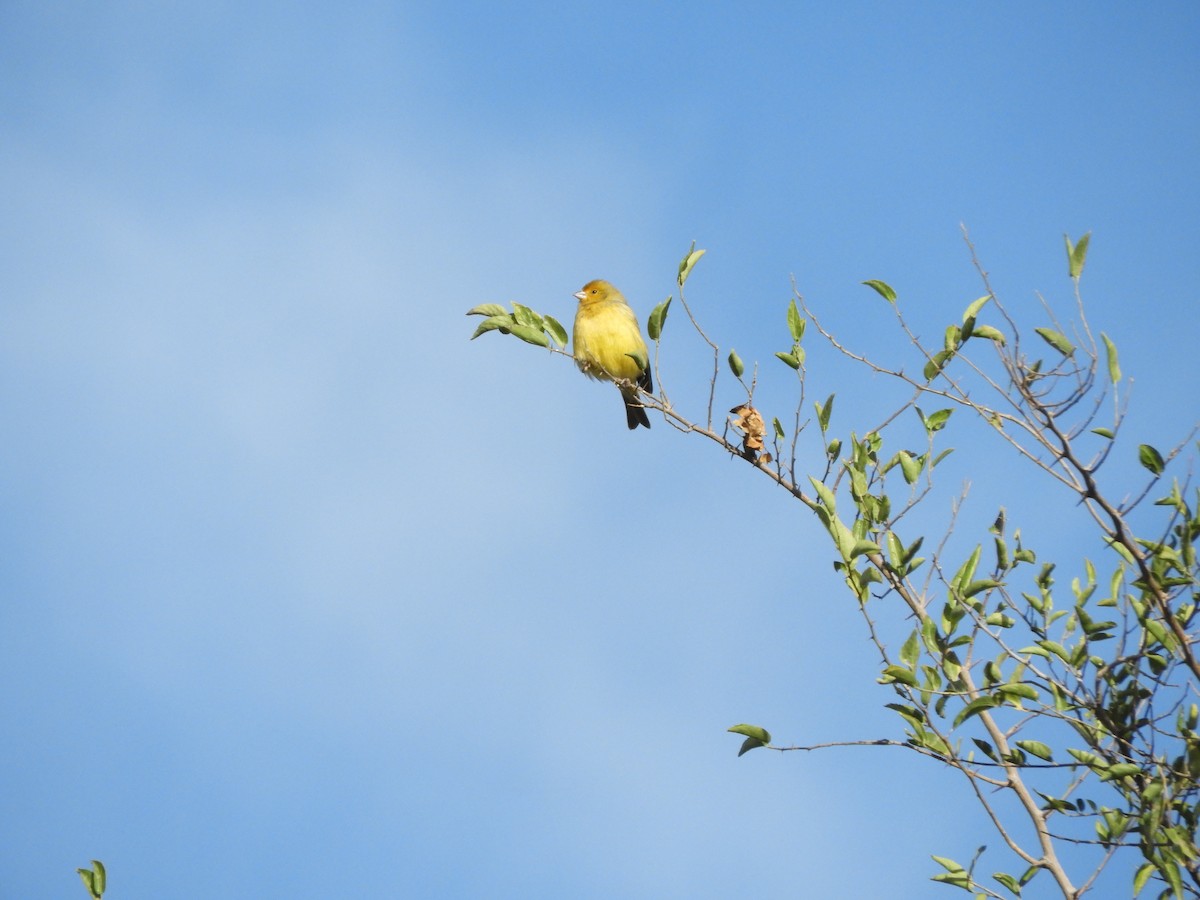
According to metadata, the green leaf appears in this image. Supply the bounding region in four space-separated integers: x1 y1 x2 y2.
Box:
1102 762 1142 779
962 579 1001 599
972 738 998 760
816 394 834 432
919 407 953 434
920 616 940 655
470 313 516 339
1034 327 1075 357
1132 862 1156 896
786 298 805 341
1160 858 1185 899
1144 617 1173 650
727 349 744 378
809 477 837 512
677 242 706 286
543 315 568 348
897 450 921 484
772 417 784 441
1015 740 1053 761
775 350 802 369
77 861 105 900
511 302 543 328
737 736 766 756
1101 332 1120 384
923 349 952 381
850 539 881 559
993 871 1021 895
1065 231 1091 279
931 855 966 874
1040 639 1074 663
647 296 672 340
862 279 897 303
728 723 771 743
972 324 1006 345
997 683 1039 701
1138 444 1164 475
954 695 1000 727
465 303 508 318
962 294 990 324
900 630 920 668
952 545 982 590
881 665 919 687
1067 747 1105 768
509 323 550 348
944 324 962 351
993 532 1009 569
885 702 926 729
1091 427 1114 439
930 871 970 887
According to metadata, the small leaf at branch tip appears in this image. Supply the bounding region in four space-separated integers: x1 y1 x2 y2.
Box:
510 302 543 328
919 407 953 434
647 296 672 340
786 298 806 341
509 323 550 348
881 665 919 687
1065 231 1091 279
816 393 834 432
775 351 801 370
1101 332 1120 383
850 539 881 559
923 349 952 381
931 855 966 874
862 279 897 303
677 244 706 286
897 450 921 484
1034 327 1075 357
728 723 772 744
944 324 961 351
737 736 766 756
471 314 516 340
962 295 990 323
543 315 568 347
1015 739 1053 761
727 349 744 378
466 303 508 318
971 324 1006 345
1138 443 1165 475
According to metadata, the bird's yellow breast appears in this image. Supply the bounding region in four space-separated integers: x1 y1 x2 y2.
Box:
573 297 647 383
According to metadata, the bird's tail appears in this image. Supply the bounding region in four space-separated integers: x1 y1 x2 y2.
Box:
622 389 650 430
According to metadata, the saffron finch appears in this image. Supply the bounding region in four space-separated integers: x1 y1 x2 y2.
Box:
572 280 652 430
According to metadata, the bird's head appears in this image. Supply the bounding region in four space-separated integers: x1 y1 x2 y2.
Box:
574 279 620 304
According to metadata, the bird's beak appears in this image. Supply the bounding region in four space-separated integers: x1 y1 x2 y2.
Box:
573 290 586 302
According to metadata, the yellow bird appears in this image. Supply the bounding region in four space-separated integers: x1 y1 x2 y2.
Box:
572 279 653 429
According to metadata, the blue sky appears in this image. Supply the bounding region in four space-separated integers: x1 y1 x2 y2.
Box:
2 3 1198 898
